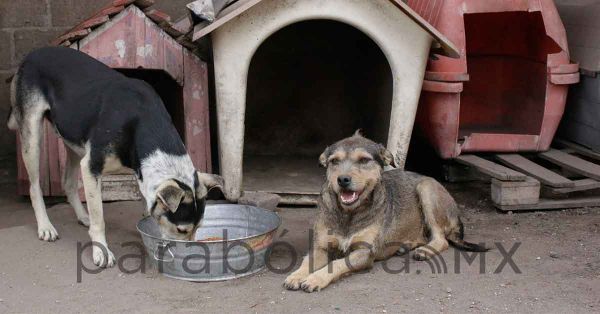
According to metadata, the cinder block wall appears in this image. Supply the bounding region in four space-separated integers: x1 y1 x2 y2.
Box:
0 0 190 157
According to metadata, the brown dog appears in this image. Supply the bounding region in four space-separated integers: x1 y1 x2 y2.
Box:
284 132 487 292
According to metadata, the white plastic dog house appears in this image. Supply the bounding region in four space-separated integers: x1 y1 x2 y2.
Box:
192 0 459 203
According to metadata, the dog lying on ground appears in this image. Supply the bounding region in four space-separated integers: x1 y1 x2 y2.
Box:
8 47 223 267
284 132 487 292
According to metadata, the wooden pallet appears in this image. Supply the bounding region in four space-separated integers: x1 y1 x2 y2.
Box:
453 142 600 211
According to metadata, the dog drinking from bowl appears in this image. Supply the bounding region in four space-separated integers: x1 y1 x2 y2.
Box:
8 47 223 267
284 131 487 292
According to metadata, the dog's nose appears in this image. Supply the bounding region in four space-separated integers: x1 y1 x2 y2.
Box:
337 175 352 188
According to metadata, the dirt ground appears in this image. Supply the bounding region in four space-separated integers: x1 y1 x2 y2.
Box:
0 164 598 313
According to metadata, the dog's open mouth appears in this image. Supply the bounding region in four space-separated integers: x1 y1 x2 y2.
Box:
340 190 361 205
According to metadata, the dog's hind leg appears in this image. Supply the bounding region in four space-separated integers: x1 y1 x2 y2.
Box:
80 152 115 267
19 110 58 241
62 147 90 227
413 178 451 261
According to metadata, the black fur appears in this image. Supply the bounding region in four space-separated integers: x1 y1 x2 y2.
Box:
15 47 205 232
167 179 204 226
16 47 187 177
448 218 489 252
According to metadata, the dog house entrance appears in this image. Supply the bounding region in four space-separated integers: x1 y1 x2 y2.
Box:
243 20 393 202
459 11 561 139
116 69 185 139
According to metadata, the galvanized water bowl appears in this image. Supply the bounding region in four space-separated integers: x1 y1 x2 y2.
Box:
137 204 281 282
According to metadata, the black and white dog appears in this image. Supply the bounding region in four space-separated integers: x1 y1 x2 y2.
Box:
8 47 223 267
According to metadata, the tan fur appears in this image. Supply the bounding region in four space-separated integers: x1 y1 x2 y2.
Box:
285 134 474 292
80 152 115 267
101 154 125 175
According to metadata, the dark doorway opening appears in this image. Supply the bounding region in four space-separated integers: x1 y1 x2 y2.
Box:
243 20 393 198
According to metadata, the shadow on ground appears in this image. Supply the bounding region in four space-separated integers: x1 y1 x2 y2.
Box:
0 162 598 313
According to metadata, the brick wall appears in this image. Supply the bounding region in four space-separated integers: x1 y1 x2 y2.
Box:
0 0 190 157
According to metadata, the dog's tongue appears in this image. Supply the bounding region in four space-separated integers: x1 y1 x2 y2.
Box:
340 191 358 204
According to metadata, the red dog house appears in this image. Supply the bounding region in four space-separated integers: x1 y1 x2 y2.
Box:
409 0 579 158
16 0 211 200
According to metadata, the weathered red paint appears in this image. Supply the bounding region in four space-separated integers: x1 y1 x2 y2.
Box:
16 4 211 197
46 123 63 196
409 0 579 158
183 49 212 173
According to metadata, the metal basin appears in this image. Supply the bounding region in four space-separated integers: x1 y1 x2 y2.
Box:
137 204 281 282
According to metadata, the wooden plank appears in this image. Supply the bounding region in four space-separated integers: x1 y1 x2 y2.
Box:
496 154 574 188
539 149 600 181
144 9 171 24
454 155 527 181
133 0 155 9
176 35 196 50
142 16 165 70
47 127 63 196
491 178 540 206
172 13 194 34
40 121 51 196
79 15 110 30
80 7 145 69
443 163 487 182
158 21 184 38
101 175 142 201
554 138 600 161
496 196 600 211
113 0 135 6
183 50 211 172
94 5 126 18
163 31 184 85
55 28 91 45
192 0 263 41
547 178 600 194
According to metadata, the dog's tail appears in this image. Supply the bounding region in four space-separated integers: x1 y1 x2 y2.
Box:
447 217 489 252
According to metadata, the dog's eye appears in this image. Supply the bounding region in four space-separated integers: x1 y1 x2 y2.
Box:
330 158 340 165
359 157 372 164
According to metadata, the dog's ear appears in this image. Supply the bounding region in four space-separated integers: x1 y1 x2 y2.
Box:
156 180 185 213
196 172 224 192
319 146 331 168
379 144 396 167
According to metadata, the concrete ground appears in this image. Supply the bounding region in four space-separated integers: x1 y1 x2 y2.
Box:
0 166 598 313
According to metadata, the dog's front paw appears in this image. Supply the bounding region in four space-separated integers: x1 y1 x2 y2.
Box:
38 224 59 241
300 273 330 293
413 247 434 261
92 245 116 268
284 271 308 290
